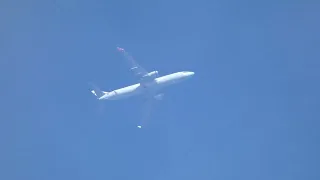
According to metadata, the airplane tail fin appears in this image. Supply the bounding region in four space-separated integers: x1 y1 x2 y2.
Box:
116 47 125 53
88 83 108 99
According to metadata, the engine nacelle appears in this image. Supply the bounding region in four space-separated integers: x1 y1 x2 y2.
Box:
144 71 159 78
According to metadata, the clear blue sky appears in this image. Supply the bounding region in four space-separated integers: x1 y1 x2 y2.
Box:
3 0 320 179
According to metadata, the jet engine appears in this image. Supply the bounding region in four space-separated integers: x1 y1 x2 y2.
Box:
143 71 159 78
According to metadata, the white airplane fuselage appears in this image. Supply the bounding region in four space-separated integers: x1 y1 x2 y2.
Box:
98 71 194 100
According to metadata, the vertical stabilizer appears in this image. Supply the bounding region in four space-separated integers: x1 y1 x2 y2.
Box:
88 83 108 99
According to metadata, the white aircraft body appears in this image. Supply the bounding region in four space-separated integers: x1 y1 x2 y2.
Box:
91 71 194 100
90 47 195 128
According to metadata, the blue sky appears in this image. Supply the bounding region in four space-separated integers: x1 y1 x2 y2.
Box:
3 0 320 179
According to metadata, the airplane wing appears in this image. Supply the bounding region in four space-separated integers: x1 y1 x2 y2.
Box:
138 95 155 128
117 47 158 84
117 47 148 78
138 92 163 128
116 47 163 128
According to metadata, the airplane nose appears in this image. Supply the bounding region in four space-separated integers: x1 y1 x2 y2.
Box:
182 71 195 77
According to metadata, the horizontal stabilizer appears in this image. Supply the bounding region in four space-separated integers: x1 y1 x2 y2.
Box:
154 93 164 100
88 82 108 98
117 47 125 52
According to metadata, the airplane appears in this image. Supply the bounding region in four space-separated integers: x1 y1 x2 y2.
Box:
90 47 195 128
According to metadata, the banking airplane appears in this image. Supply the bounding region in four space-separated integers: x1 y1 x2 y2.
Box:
90 47 195 128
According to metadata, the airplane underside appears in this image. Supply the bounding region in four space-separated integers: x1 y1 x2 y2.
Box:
89 47 194 128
